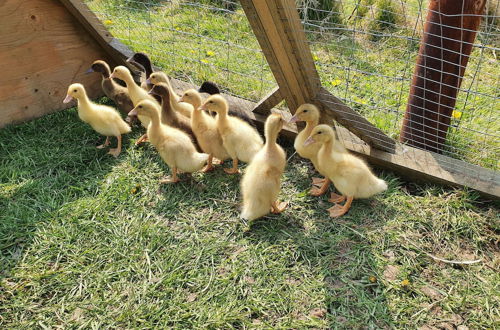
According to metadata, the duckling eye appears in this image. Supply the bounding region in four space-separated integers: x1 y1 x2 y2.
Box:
73 89 77 92
139 105 143 108
209 100 213 104
303 110 308 113
317 131 322 134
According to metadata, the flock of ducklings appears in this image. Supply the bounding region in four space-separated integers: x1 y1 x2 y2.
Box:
63 52 387 220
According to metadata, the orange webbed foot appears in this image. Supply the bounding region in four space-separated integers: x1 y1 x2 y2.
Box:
327 204 348 218
311 177 326 187
271 201 288 214
328 193 346 203
108 148 121 158
159 176 180 184
224 168 240 175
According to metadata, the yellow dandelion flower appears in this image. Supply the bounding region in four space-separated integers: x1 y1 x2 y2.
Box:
401 279 410 286
175 26 181 31
330 79 342 87
369 276 377 283
200 59 209 64
189 50 196 54
104 19 114 26
313 55 319 61
206 50 215 57
452 110 462 119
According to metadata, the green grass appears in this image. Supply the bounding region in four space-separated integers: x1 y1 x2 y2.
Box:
1 102 499 328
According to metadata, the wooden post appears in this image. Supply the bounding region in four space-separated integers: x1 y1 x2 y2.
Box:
400 0 487 153
240 0 396 152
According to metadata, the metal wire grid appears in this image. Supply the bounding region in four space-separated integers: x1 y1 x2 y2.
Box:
298 0 499 171
84 0 276 104
84 0 498 176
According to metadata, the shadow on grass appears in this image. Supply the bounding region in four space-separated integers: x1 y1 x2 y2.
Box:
244 157 398 328
0 109 135 280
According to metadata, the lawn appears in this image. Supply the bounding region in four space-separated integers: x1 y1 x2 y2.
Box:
1 102 499 328
1 0 499 328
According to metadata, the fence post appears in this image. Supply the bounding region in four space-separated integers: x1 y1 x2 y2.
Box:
240 0 396 152
400 0 487 153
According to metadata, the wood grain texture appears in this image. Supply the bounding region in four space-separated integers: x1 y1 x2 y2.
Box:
0 0 116 127
252 87 283 115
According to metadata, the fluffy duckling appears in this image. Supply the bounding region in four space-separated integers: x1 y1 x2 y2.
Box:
289 104 331 196
128 100 208 183
198 81 221 95
201 95 263 174
63 83 131 157
86 60 134 118
126 52 154 91
305 125 387 217
149 83 200 151
110 66 160 144
181 89 229 172
240 113 287 221
148 72 193 118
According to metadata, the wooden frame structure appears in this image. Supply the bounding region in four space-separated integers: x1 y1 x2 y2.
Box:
0 0 498 199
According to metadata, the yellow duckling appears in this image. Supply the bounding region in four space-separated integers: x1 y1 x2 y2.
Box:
180 89 229 172
63 83 131 157
110 66 159 145
148 72 193 118
240 113 287 221
305 125 387 217
128 100 208 183
201 95 263 174
289 104 330 196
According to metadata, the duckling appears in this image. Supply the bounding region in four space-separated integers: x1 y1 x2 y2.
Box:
289 104 331 196
149 83 200 151
181 89 229 172
240 113 287 221
110 66 160 144
189 83 255 127
63 83 131 157
86 60 134 118
128 100 208 183
201 95 263 174
126 52 154 91
305 125 387 217
148 72 193 118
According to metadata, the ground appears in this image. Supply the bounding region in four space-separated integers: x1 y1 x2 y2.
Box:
0 107 498 328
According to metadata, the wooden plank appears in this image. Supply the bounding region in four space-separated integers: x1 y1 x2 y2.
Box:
316 88 396 153
239 0 297 110
252 87 283 115
0 0 113 127
334 125 500 200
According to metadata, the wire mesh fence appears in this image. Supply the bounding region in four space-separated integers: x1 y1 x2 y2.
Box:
84 0 498 172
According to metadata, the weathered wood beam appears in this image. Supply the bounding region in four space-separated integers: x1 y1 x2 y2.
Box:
252 87 284 115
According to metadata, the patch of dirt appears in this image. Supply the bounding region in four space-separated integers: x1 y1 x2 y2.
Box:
383 265 400 281
309 308 327 319
420 286 443 300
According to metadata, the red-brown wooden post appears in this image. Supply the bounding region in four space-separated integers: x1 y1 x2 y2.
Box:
400 0 487 153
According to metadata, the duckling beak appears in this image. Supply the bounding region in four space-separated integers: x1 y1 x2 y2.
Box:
179 96 185 102
145 78 151 85
128 108 138 117
63 95 73 104
109 72 116 79
85 67 94 74
200 103 208 111
303 136 315 146
289 115 299 123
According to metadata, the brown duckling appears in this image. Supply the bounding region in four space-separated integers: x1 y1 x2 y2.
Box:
149 83 200 151
86 60 134 119
126 52 154 91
